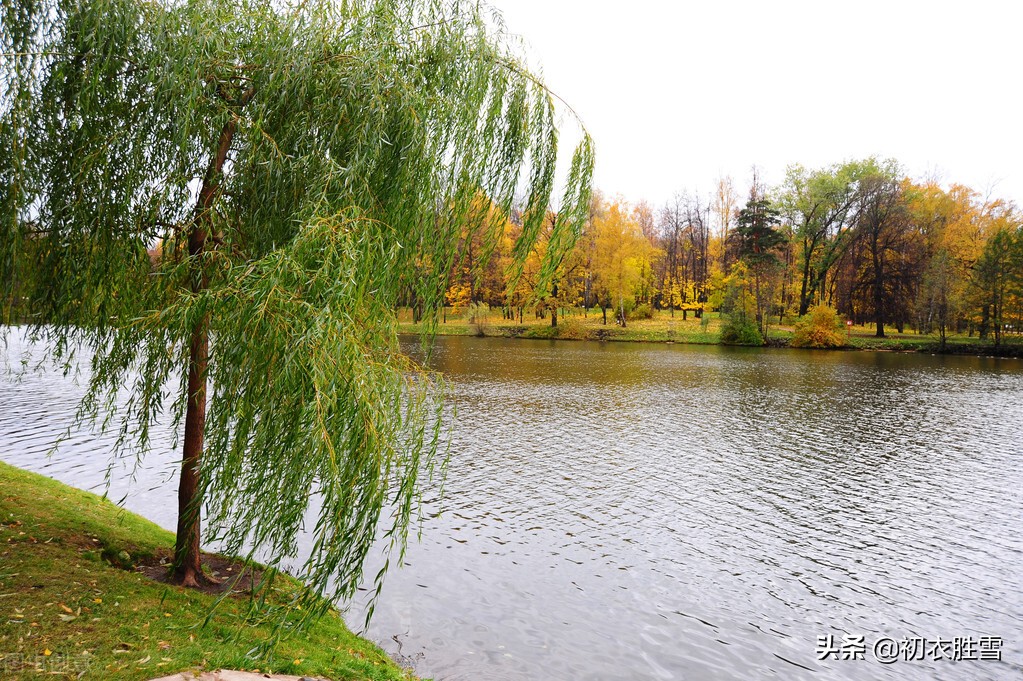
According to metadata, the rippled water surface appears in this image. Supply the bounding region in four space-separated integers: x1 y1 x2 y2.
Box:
2 332 1022 680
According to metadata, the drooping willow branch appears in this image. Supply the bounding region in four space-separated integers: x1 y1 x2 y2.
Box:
0 0 594 638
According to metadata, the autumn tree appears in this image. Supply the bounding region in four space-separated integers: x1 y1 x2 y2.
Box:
589 195 650 326
905 182 986 341
777 162 863 315
1 0 593 621
656 192 711 318
683 194 712 312
713 175 738 269
657 194 687 315
511 208 587 327
634 200 658 242
972 220 1023 346
851 161 914 337
445 194 515 311
918 249 957 348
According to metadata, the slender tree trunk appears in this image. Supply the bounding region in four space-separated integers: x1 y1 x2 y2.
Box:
993 288 1002 347
550 282 558 327
175 306 208 587
871 234 885 338
798 237 814 316
173 111 242 586
754 269 764 335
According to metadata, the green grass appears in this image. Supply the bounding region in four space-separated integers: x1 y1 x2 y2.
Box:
399 307 729 344
0 462 414 681
399 307 1023 357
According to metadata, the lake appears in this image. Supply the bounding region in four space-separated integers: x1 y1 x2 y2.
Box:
2 333 1021 680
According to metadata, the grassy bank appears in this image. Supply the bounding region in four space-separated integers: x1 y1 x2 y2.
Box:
399 307 1023 357
0 462 412 681
400 307 727 344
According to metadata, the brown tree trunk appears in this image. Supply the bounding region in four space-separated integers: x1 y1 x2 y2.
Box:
175 308 208 587
798 264 813 316
550 282 558 328
172 109 244 586
754 269 764 335
872 235 885 338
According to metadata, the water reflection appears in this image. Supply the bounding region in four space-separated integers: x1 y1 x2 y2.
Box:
2 332 1021 680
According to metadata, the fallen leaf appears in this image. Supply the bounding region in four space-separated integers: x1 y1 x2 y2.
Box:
59 603 73 614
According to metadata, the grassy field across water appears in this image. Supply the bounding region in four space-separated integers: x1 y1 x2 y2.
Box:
399 306 1023 356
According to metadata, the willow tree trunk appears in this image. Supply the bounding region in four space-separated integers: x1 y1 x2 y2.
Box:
173 113 242 586
175 300 209 587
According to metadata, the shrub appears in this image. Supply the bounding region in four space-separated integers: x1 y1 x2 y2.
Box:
556 320 587 340
791 306 847 348
720 317 763 345
466 302 490 336
629 302 653 320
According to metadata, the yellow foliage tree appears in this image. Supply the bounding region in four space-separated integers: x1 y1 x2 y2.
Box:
589 195 653 327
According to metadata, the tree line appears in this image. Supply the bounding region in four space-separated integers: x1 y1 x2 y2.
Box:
442 158 1023 346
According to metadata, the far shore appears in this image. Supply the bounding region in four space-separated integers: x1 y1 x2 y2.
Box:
398 308 1023 359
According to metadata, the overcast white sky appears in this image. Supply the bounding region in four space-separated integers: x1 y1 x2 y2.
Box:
492 0 1023 209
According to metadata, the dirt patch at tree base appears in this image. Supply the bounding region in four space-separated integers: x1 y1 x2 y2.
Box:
136 550 268 597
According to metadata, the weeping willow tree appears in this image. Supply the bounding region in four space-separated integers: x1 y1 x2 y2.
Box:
0 0 593 617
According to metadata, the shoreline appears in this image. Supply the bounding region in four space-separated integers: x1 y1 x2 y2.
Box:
398 323 1023 359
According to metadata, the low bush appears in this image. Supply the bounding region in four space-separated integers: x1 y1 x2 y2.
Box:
791 306 847 348
720 317 763 345
629 302 654 320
